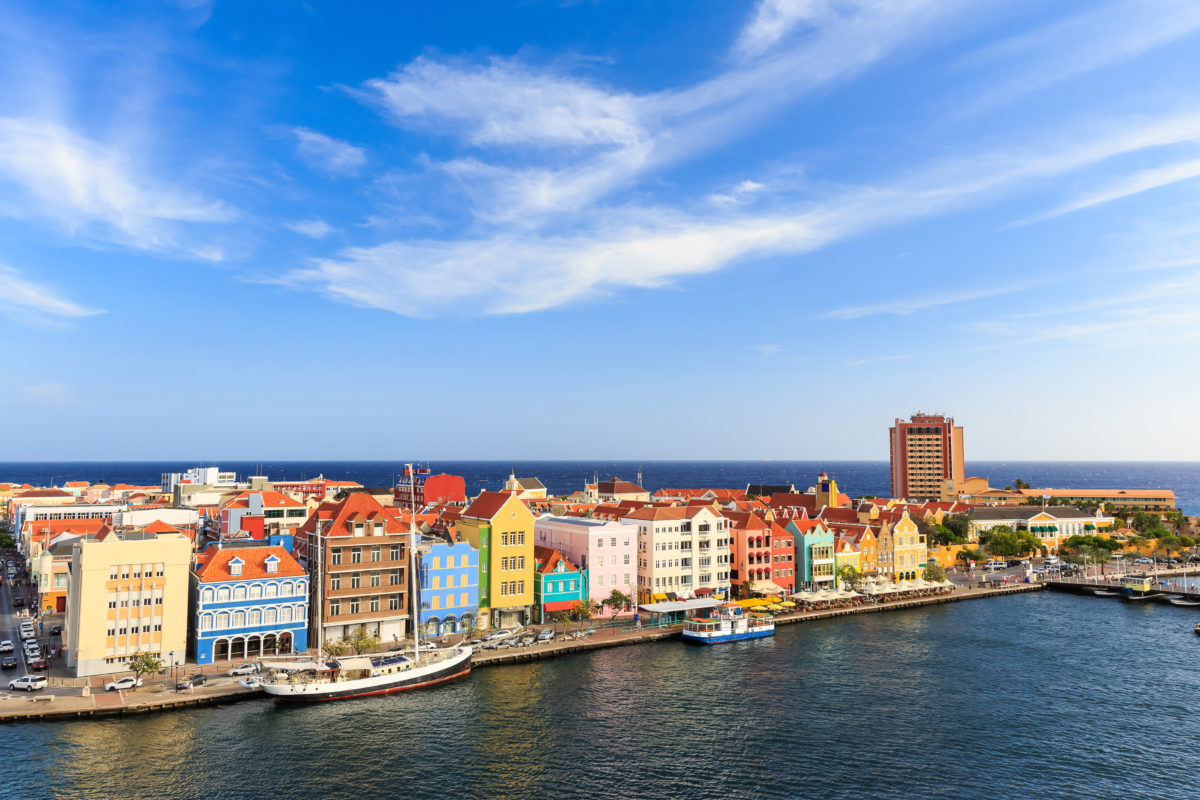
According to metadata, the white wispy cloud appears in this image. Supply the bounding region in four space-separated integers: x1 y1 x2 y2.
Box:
0 264 104 322
18 382 79 406
285 219 334 239
1019 157 1200 224
708 179 767 207
959 0 1200 111
361 57 645 149
0 118 232 256
293 127 367 176
735 0 867 60
822 281 1043 320
290 110 1200 318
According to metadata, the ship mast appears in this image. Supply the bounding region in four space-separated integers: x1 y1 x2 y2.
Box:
407 463 421 663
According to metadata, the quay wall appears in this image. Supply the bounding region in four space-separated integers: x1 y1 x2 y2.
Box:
0 583 1042 723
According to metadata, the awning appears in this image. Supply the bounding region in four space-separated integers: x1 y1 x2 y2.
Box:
651 593 669 602
264 660 324 672
694 588 714 596
335 656 374 671
1085 524 1096 530
543 599 579 612
638 598 722 614
750 579 786 595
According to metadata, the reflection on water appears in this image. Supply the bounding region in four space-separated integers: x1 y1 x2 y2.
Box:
17 593 1200 800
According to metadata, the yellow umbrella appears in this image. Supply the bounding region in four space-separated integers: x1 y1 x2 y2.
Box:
781 601 796 607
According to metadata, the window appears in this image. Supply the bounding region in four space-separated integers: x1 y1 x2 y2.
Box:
517 532 525 545
517 581 524 594
370 572 381 587
249 610 261 626
369 596 380 612
265 583 277 598
390 545 401 560
233 611 246 627
351 573 362 589
610 537 616 547
107 627 116 636
389 594 400 610
330 575 342 590
390 569 402 585
597 538 604 547
331 548 342 565
265 608 277 624
121 567 130 579
109 568 118 581
517 556 525 570
229 559 243 577
349 599 360 614
371 546 381 562
265 558 279 575
234 586 247 601
500 583 508 596
108 600 117 609
501 533 509 546
328 600 339 617
351 548 362 564
624 554 631 565
354 523 364 537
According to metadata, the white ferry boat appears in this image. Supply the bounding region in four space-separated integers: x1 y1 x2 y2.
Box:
261 645 472 702
682 606 774 644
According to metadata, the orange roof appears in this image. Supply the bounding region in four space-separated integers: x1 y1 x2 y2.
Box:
195 545 306 582
140 520 182 534
533 545 580 575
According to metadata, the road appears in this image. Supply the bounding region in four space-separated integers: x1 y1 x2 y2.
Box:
0 550 71 700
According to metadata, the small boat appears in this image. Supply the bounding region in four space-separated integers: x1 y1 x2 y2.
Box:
1170 597 1200 607
1093 590 1121 597
682 605 774 644
1195 622 1200 636
239 677 261 690
260 646 472 702
1122 574 1162 601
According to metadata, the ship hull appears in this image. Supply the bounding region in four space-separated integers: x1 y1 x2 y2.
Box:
682 627 775 644
263 647 472 703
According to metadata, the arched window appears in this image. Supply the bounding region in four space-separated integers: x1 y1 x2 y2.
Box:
217 612 230 629
234 586 247 601
200 614 213 631
248 609 261 626
249 584 262 600
217 587 231 602
294 604 305 622
265 607 277 624
265 583 278 598
233 611 246 627
279 607 292 623
202 588 215 604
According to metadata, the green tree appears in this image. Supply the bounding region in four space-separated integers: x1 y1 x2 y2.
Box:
549 610 572 633
321 639 349 658
0 531 14 549
742 577 756 599
604 589 632 616
1130 510 1159 533
943 514 972 542
126 652 164 683
1015 478 1031 490
923 561 948 582
837 564 863 590
347 626 380 654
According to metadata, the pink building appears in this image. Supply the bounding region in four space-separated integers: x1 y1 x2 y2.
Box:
534 516 637 617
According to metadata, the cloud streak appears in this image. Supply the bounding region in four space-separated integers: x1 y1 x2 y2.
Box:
0 264 104 322
293 127 367 176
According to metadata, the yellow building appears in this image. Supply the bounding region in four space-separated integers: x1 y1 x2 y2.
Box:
833 538 861 586
886 511 927 581
65 529 193 677
456 491 535 630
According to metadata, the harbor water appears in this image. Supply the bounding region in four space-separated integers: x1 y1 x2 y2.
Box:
10 591 1200 800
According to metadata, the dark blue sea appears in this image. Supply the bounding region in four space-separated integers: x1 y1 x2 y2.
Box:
1 460 1197 513
9 592 1200 799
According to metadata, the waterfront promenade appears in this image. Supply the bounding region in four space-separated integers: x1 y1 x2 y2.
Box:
0 581 1041 723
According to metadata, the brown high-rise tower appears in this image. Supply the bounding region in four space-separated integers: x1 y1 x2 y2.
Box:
889 413 965 501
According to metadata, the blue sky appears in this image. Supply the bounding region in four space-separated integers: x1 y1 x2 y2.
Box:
2 0 1199 461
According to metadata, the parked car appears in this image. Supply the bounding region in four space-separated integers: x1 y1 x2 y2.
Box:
984 561 1006 572
49 625 62 636
227 663 260 677
27 657 46 671
20 629 36 642
1044 555 1061 565
1135 557 1153 565
8 675 47 691
189 673 207 685
24 646 40 661
104 676 143 692
501 637 520 648
12 597 23 607
479 640 500 650
1006 559 1024 568
0 640 13 653
0 656 17 670
483 629 514 641
536 628 555 642
414 642 437 652
520 634 536 646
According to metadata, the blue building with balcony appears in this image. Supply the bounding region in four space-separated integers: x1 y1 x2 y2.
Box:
417 537 479 637
191 540 309 663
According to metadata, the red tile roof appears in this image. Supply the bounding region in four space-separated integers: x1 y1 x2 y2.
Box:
195 545 306 582
533 545 580 575
462 491 515 521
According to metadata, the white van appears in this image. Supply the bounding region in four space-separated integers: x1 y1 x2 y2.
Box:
984 561 1007 572
1044 555 1061 566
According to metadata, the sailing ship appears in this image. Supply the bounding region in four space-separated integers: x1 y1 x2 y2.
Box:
681 604 774 644
263 463 472 702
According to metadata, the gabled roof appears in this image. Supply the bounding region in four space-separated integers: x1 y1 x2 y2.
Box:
598 478 646 495
515 477 546 491
816 507 859 524
297 492 404 538
16 489 73 499
195 545 306 582
533 545 580 575
462 491 516 521
140 519 182 534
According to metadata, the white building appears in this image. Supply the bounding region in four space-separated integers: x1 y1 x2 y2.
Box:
624 506 731 602
161 467 239 494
